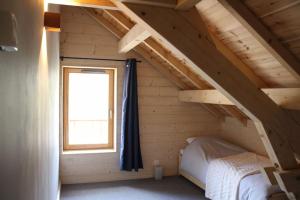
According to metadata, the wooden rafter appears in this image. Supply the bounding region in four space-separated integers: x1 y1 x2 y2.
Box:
47 0 118 10
218 0 300 83
118 0 177 8
111 2 300 197
176 0 201 10
180 8 268 124
84 8 226 120
103 9 210 89
118 24 151 53
83 8 190 90
179 89 300 110
99 9 230 120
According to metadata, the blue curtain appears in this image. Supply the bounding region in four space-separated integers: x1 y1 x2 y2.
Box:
120 59 143 171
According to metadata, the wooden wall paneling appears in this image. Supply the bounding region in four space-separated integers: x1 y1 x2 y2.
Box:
218 0 300 83
220 105 248 126
111 2 300 185
60 6 222 183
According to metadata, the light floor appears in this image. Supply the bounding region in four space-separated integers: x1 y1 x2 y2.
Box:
61 176 208 200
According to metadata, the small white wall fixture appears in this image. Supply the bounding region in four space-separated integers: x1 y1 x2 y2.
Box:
0 10 18 52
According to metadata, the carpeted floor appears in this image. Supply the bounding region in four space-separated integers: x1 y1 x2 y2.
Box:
61 176 208 200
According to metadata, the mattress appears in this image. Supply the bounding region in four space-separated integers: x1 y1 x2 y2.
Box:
179 137 281 200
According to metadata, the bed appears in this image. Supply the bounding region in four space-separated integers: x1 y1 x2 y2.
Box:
178 137 285 200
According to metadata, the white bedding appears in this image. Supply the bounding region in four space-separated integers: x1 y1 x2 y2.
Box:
180 137 246 183
179 137 281 200
205 152 272 200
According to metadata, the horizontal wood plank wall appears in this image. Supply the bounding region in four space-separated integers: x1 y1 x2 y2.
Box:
220 117 267 156
59 6 221 184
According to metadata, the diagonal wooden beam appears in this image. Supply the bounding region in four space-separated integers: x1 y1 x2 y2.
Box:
118 24 151 53
83 8 190 90
101 10 233 120
176 0 201 10
103 9 210 89
119 0 177 8
218 0 300 83
179 89 300 110
112 2 300 171
47 0 119 10
102 10 260 125
85 8 225 119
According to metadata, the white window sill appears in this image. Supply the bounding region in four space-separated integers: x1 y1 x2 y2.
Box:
62 149 116 155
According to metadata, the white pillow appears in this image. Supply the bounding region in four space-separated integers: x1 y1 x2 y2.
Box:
186 137 197 144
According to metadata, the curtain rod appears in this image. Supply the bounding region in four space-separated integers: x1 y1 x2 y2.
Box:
60 56 142 63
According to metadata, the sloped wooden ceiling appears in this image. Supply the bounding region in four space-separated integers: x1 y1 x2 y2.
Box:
197 0 300 88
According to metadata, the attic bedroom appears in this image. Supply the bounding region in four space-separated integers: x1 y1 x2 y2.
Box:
0 0 299 200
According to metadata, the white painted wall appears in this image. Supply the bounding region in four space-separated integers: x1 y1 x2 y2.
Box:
59 6 221 184
0 1 60 200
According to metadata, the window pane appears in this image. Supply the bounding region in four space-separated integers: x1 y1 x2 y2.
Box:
68 72 109 145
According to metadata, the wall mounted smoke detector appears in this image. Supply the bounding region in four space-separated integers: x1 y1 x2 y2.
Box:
0 10 18 52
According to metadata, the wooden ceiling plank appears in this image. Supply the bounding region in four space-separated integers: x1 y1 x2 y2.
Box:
112 2 300 172
118 24 151 53
176 0 201 10
180 8 269 88
47 0 119 10
179 89 300 110
218 0 300 83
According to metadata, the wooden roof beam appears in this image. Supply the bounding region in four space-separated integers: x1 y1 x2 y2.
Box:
176 0 201 10
179 89 300 110
103 10 211 89
90 9 225 119
47 0 119 10
83 8 190 90
218 0 300 83
119 0 177 8
118 24 151 53
112 2 299 172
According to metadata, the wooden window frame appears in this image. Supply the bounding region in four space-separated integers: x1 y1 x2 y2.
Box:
63 67 115 151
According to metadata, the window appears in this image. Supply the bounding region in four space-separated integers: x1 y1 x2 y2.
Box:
63 67 115 150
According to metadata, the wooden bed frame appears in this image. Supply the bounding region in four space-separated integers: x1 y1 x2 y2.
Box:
178 152 288 200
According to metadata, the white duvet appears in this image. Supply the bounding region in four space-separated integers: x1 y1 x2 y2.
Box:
205 152 272 200
180 137 281 200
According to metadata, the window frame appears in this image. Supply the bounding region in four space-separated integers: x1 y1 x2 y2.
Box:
63 67 115 151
